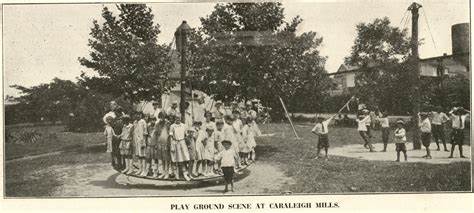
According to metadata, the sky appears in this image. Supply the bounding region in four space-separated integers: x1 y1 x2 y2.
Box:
3 0 470 97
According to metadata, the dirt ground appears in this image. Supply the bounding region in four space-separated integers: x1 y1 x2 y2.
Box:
42 161 295 197
331 143 471 164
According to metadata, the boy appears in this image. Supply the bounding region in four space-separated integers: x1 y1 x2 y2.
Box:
378 112 390 152
104 116 116 167
431 106 450 151
216 140 240 193
448 107 469 158
418 112 432 159
394 119 407 162
356 113 374 152
311 115 335 160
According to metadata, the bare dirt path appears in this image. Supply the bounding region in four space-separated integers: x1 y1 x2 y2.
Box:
331 143 471 164
43 161 294 197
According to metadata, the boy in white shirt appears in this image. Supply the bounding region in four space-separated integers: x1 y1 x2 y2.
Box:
448 107 470 158
418 112 432 159
356 114 375 152
431 106 449 151
216 140 239 193
311 115 335 160
394 119 407 162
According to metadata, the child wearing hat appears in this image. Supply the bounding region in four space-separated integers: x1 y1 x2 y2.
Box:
448 107 470 158
394 119 408 162
311 115 336 160
169 113 191 180
216 140 240 193
119 115 134 174
431 106 450 151
418 112 432 159
356 113 374 152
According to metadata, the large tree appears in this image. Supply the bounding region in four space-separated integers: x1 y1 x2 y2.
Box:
188 2 331 118
79 4 174 103
344 17 413 114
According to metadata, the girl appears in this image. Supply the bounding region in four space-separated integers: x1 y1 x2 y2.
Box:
156 112 171 179
104 116 116 167
213 119 225 174
196 124 215 176
169 114 191 181
185 123 198 177
394 119 408 162
133 112 148 176
203 124 216 175
232 111 244 162
145 116 158 177
240 118 253 165
119 115 134 174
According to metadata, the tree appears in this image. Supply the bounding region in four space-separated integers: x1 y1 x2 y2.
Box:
79 4 175 103
188 2 331 119
344 17 413 113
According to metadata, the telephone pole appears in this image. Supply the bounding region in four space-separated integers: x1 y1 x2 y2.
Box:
408 2 422 150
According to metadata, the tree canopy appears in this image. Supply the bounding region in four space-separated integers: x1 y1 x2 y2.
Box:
79 4 174 103
188 2 331 117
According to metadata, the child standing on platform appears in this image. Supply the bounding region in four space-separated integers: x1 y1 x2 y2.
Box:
394 120 408 162
156 113 171 179
119 115 134 174
104 116 116 167
133 112 148 176
216 140 240 193
144 116 157 177
378 112 390 152
169 114 191 181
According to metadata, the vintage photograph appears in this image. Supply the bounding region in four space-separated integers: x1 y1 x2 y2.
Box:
2 0 471 198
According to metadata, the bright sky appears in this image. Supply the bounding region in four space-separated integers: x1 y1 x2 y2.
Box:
3 0 469 97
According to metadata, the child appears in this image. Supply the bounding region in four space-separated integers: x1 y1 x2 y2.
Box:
448 107 469 158
119 115 134 174
203 124 216 175
145 116 158 177
356 113 374 152
418 112 432 159
216 140 240 193
104 116 116 167
431 106 450 151
169 114 191 181
378 112 390 152
133 112 148 176
311 115 335 160
394 119 407 162
196 124 215 176
240 118 253 165
185 122 198 177
223 115 237 151
213 119 225 174
156 112 171 179
232 110 245 163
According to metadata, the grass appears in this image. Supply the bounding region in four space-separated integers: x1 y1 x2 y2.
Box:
5 125 104 160
256 123 472 193
5 146 109 197
4 122 472 197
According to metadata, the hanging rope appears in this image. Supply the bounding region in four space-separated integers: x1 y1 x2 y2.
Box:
399 9 409 27
421 7 438 52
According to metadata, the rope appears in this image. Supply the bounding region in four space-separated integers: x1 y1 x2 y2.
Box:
421 7 438 52
399 10 409 27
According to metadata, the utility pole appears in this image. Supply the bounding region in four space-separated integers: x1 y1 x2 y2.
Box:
408 2 422 150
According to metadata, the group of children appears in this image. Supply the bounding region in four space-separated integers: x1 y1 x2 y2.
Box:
312 104 470 162
104 100 261 192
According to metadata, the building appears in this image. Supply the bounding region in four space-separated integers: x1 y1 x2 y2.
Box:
329 23 469 96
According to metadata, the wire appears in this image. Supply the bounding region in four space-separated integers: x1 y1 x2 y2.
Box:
421 7 438 52
399 10 409 27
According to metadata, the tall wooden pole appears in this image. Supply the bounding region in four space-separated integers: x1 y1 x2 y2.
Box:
408 2 422 150
278 96 300 139
175 21 191 122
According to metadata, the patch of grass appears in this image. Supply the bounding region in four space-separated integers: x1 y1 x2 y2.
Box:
5 125 104 160
257 123 471 193
5 151 110 197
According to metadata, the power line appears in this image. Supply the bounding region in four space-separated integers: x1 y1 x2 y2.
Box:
421 7 438 52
